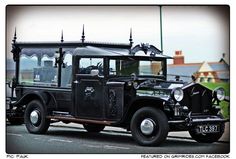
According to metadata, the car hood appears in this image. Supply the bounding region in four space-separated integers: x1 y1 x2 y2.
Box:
135 80 187 100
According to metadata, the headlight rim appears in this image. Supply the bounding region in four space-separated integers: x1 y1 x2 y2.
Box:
213 87 225 101
133 81 139 89
171 87 184 102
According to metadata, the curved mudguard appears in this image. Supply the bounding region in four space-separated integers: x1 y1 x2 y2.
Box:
12 91 57 109
119 96 169 124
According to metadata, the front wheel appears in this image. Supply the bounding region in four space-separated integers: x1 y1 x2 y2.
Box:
130 107 169 146
189 123 225 143
24 100 50 134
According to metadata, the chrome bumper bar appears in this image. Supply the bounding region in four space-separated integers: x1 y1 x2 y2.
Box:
168 118 228 124
168 112 229 125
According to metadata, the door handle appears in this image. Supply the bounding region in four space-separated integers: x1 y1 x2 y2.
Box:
73 80 79 84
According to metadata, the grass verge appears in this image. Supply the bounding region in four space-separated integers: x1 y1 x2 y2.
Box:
201 82 230 119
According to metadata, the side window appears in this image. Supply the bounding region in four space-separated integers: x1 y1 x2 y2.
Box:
109 59 139 76
19 48 57 87
109 59 117 75
19 55 38 85
61 53 72 87
79 58 104 76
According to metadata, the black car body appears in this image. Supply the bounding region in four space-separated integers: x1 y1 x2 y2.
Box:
7 31 228 146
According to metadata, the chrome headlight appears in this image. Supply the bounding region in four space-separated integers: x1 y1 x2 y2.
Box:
213 87 225 101
172 87 184 102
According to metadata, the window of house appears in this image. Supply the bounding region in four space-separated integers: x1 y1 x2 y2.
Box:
207 77 213 83
200 77 205 83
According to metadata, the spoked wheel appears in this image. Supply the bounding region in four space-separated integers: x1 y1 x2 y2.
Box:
130 107 169 146
24 100 50 134
189 123 225 143
83 124 105 133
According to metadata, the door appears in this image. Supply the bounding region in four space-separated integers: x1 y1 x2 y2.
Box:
74 57 105 119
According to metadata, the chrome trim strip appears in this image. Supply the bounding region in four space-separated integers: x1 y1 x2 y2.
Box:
191 118 228 123
168 120 185 124
168 118 228 124
17 86 72 92
47 115 115 125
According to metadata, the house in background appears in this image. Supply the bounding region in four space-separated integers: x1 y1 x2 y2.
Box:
167 51 229 83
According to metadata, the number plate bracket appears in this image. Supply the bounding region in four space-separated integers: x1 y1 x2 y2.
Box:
196 124 220 134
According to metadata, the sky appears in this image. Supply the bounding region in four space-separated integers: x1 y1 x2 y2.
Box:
6 5 229 64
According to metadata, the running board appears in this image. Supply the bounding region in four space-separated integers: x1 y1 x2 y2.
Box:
47 115 115 125
52 111 71 116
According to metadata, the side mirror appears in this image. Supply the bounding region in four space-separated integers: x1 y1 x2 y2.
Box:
6 81 12 88
8 77 17 88
191 75 196 82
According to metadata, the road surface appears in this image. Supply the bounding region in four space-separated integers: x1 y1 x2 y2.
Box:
6 122 230 154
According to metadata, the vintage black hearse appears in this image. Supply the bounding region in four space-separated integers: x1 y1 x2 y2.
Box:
7 29 228 146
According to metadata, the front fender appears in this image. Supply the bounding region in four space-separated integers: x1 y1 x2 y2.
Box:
121 96 169 125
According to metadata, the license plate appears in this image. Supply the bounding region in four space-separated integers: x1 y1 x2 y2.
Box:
196 125 220 134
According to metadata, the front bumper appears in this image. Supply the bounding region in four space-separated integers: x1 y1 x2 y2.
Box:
168 113 229 126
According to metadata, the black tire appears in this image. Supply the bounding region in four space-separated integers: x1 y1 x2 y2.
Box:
24 100 50 134
189 123 225 143
7 117 24 125
130 107 169 146
83 124 105 133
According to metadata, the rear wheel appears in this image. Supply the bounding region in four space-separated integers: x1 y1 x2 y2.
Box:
83 124 105 133
189 123 225 143
130 107 169 146
24 100 50 134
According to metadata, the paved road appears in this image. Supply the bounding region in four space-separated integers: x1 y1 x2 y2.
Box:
6 122 230 154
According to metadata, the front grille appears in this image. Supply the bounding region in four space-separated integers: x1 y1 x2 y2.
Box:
190 86 202 113
181 84 213 114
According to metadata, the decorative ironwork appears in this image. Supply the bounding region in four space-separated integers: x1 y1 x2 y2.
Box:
61 30 64 43
130 43 162 56
11 28 21 62
54 48 66 68
12 28 17 44
81 24 85 43
11 45 21 62
129 28 133 46
108 89 117 117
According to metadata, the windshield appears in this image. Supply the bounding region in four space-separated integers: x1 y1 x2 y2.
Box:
109 58 164 77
